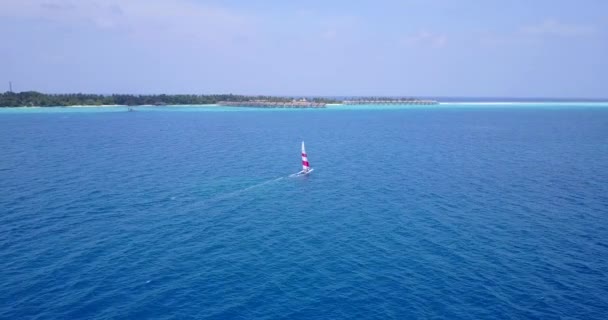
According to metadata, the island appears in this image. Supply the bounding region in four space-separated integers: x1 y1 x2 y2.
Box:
0 91 437 108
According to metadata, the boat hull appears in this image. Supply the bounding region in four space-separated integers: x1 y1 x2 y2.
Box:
290 168 314 177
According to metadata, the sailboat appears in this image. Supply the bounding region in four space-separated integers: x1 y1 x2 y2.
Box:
291 141 314 176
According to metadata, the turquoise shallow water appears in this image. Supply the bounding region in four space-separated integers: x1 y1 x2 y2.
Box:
1 101 608 114
1 105 608 319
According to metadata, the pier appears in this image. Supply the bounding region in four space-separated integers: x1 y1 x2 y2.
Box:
343 99 438 105
218 100 326 108
217 97 438 108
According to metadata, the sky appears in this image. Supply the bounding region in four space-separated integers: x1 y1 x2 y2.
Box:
1 0 607 98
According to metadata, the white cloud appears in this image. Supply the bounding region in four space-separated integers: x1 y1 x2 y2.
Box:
403 31 447 48
521 19 595 37
0 0 259 45
321 29 338 40
480 19 597 48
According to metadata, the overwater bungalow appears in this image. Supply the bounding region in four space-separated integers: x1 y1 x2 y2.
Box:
343 98 438 105
218 100 326 108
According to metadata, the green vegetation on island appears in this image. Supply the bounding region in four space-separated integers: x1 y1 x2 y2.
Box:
0 91 340 107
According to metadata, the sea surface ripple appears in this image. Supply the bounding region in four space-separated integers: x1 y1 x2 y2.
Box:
1 105 608 319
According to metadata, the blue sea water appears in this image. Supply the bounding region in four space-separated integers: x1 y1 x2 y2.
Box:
1 104 608 319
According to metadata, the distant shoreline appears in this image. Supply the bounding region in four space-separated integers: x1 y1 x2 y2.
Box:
0 92 341 107
13 101 608 108
4 104 223 108
67 104 221 108
3 100 608 109
4 91 607 108
4 102 608 110
5 101 608 108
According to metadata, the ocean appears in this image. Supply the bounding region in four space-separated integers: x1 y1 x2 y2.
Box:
1 104 607 319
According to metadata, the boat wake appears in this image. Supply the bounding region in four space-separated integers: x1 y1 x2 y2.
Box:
239 177 285 193
197 142 313 207
202 176 285 204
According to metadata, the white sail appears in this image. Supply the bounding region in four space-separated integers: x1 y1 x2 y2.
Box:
301 141 310 171
290 141 313 177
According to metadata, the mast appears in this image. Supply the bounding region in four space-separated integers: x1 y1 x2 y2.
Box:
301 141 310 171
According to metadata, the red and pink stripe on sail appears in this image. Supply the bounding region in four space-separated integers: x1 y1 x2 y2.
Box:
301 141 310 171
